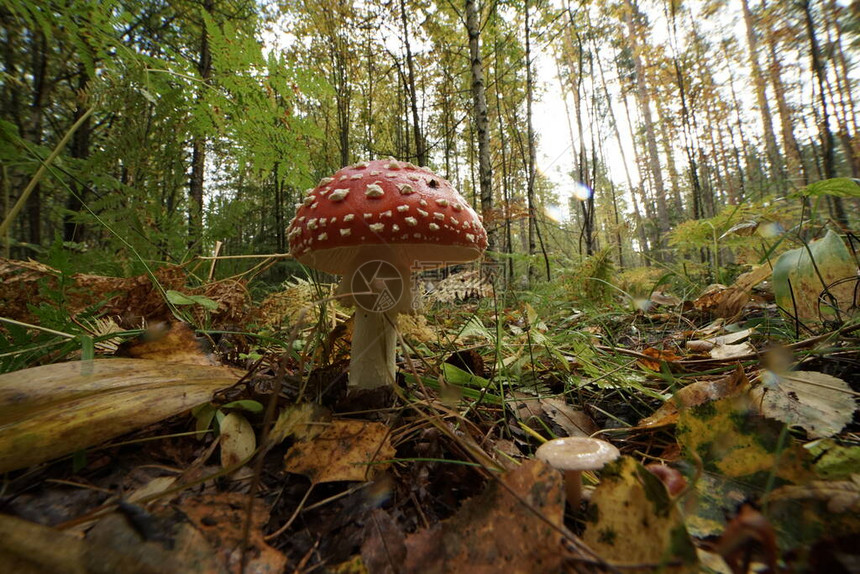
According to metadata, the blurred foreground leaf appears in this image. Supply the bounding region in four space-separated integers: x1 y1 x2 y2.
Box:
0 359 243 472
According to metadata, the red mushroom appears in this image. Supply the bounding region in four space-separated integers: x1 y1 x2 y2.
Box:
287 159 487 389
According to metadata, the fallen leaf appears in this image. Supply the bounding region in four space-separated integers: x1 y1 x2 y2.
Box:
284 419 394 483
750 370 858 438
181 493 287 574
677 394 813 484
582 456 698 571
0 359 243 472
219 412 256 478
403 460 565 573
639 365 748 428
773 230 858 326
708 342 755 360
118 322 215 366
639 347 682 371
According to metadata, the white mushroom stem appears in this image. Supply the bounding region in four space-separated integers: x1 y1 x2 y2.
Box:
349 309 397 389
340 254 414 390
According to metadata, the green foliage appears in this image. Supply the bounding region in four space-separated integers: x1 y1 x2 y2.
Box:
561 248 616 305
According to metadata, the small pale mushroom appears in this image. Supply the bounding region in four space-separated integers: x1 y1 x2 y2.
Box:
535 437 620 510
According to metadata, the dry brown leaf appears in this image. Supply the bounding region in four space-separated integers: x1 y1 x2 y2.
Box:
403 459 565 573
181 493 287 574
639 365 748 428
639 347 682 371
118 322 215 365
284 419 395 483
0 359 243 472
769 476 860 514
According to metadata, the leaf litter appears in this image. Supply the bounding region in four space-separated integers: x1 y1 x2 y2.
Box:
0 258 858 572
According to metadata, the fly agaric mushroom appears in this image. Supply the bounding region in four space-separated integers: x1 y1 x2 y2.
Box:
287 159 488 389
535 437 620 510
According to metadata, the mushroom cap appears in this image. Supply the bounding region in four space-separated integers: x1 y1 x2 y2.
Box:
534 437 620 471
287 159 488 275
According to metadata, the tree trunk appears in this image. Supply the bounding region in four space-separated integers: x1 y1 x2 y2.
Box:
741 0 783 186
64 63 91 243
623 0 670 243
399 0 425 166
466 0 495 253
761 0 806 186
189 0 214 249
801 0 848 226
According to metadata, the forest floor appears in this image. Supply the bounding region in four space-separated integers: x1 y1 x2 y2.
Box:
0 257 858 573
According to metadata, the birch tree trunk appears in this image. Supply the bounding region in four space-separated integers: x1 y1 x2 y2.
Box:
466 0 495 252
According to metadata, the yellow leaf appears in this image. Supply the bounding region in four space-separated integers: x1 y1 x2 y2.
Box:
0 359 242 472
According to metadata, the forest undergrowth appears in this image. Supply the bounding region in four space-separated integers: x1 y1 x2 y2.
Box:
0 223 859 573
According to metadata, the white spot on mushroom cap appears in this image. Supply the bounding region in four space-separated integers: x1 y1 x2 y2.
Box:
365 183 384 198
303 196 314 207
419 199 428 207
387 161 401 170
364 213 373 219
434 213 444 221
397 183 414 195
344 213 355 222
397 205 409 213
317 232 328 241
350 173 363 180
428 223 440 231
417 209 428 217
353 161 369 169
340 228 351 236
310 202 318 209
307 218 318 230
319 177 334 186
329 188 350 202
465 233 475 242
436 198 449 207
392 224 400 232
369 223 384 232
405 217 418 227
380 210 392 218
452 203 463 212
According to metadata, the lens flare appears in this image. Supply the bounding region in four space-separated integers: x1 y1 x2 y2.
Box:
571 181 593 201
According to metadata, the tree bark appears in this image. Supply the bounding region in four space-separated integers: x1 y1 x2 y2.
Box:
623 0 670 244
801 0 848 226
399 0 425 166
189 0 214 249
741 0 783 186
466 0 495 253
